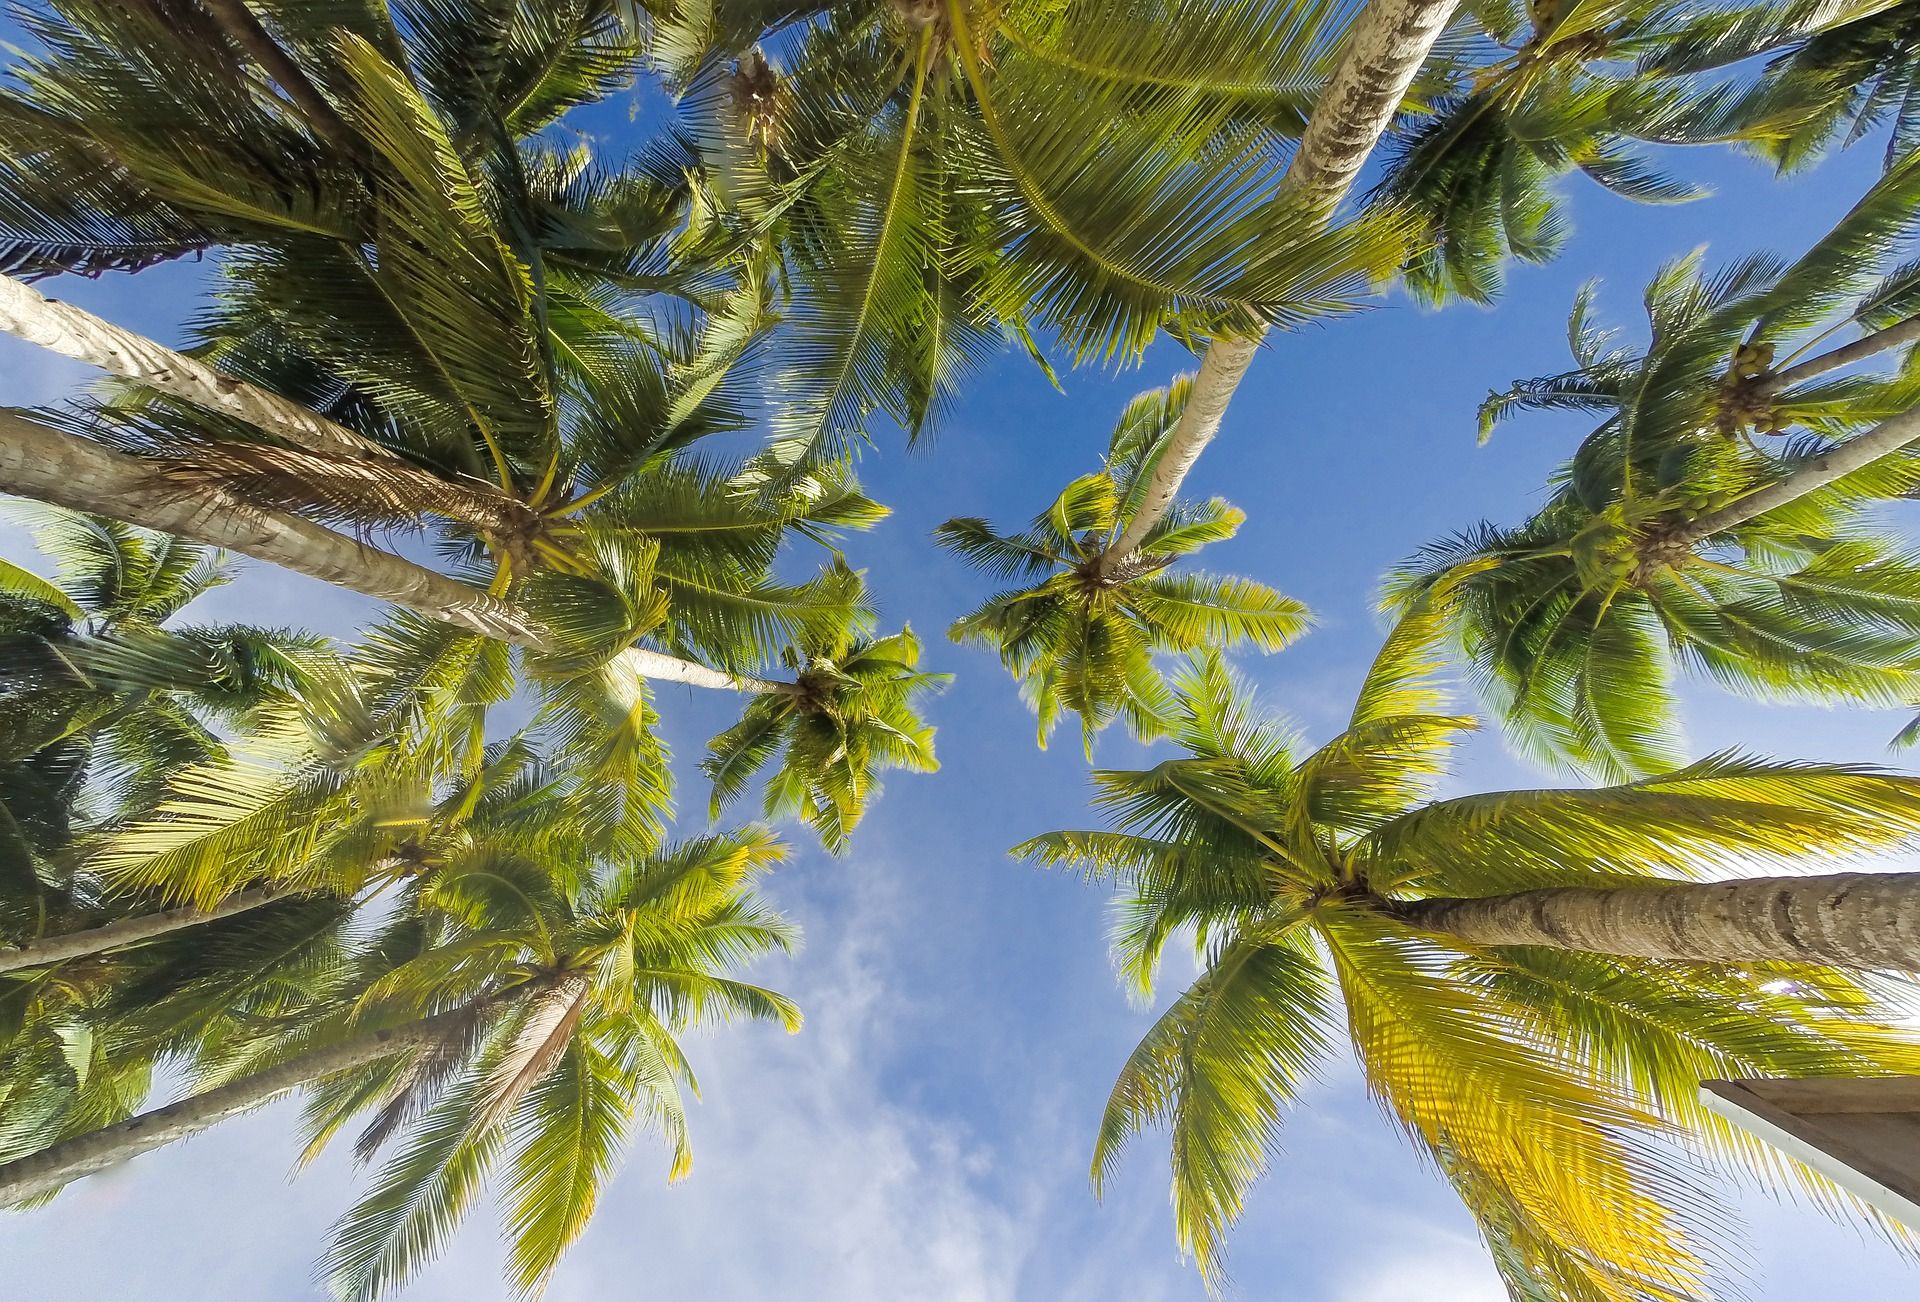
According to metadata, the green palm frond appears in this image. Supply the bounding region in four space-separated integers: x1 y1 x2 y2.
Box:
940 378 1308 749
1093 932 1334 1280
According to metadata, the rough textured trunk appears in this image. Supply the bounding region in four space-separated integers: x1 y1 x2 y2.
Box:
0 411 788 692
0 998 507 1205
0 409 550 644
0 886 289 976
0 274 389 464
1768 314 1920 391
1095 0 1459 573
1396 871 1920 970
1677 404 1920 543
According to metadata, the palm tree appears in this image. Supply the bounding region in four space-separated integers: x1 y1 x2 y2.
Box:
1645 0 1920 174
937 376 1308 750
704 618 948 850
0 0 648 280
1396 151 1920 776
1078 0 1461 586
0 824 800 1301
655 0 1414 490
1018 632 1920 1291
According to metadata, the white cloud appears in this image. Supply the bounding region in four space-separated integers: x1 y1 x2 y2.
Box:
1329 1224 1506 1302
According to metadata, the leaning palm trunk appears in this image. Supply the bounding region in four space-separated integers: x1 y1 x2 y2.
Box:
1094 0 1460 574
0 410 790 693
0 995 515 1205
0 276 540 536
1765 313 1920 390
0 275 391 465
0 886 291 976
1674 405 1920 544
1396 870 1920 970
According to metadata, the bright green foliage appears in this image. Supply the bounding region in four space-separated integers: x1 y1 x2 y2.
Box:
1647 0 1920 173
0 0 646 279
303 825 799 1302
704 608 948 851
0 509 319 915
940 377 1309 751
665 0 1414 489
1019 630 1920 1293
1374 0 1899 303
1396 154 1920 776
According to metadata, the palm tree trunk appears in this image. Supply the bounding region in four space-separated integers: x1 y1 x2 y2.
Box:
1767 314 1920 390
0 886 290 976
1395 871 1920 970
0 274 390 465
0 408 548 643
197 0 357 150
1675 404 1920 544
1094 0 1459 574
0 997 509 1205
0 411 790 692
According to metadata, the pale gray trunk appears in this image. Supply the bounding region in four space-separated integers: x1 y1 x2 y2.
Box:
0 411 788 692
0 886 289 976
1095 0 1460 573
0 999 505 1205
1395 871 1920 970
1767 314 1920 391
1677 404 1920 544
0 274 391 465
0 408 548 643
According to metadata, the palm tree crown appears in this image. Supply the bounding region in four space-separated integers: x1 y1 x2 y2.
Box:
1020 627 1920 1293
938 377 1309 750
1395 149 1920 776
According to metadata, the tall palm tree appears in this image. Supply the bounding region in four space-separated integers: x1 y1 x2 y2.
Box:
655 0 1413 490
1018 633 1920 1292
1079 0 1461 588
1396 150 1920 776
1645 0 1920 174
0 824 800 1301
937 376 1308 750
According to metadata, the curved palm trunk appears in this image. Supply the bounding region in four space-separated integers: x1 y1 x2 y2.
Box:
0 411 790 693
0 886 289 976
0 408 548 643
1094 0 1460 574
1676 404 1920 544
1395 871 1920 970
0 996 511 1205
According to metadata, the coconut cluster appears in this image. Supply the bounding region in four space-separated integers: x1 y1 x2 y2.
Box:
1716 341 1787 435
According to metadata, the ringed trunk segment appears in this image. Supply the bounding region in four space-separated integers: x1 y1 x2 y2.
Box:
0 411 788 693
1094 0 1461 574
0 886 290 976
1394 871 1920 971
0 409 551 644
0 274 395 466
1766 315 1920 392
0 999 506 1205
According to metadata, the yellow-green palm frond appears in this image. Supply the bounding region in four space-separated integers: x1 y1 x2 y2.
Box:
1320 909 1727 1302
1093 930 1336 1282
1365 750 1920 896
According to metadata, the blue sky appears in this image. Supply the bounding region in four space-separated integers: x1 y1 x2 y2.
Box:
3 75 1919 1301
